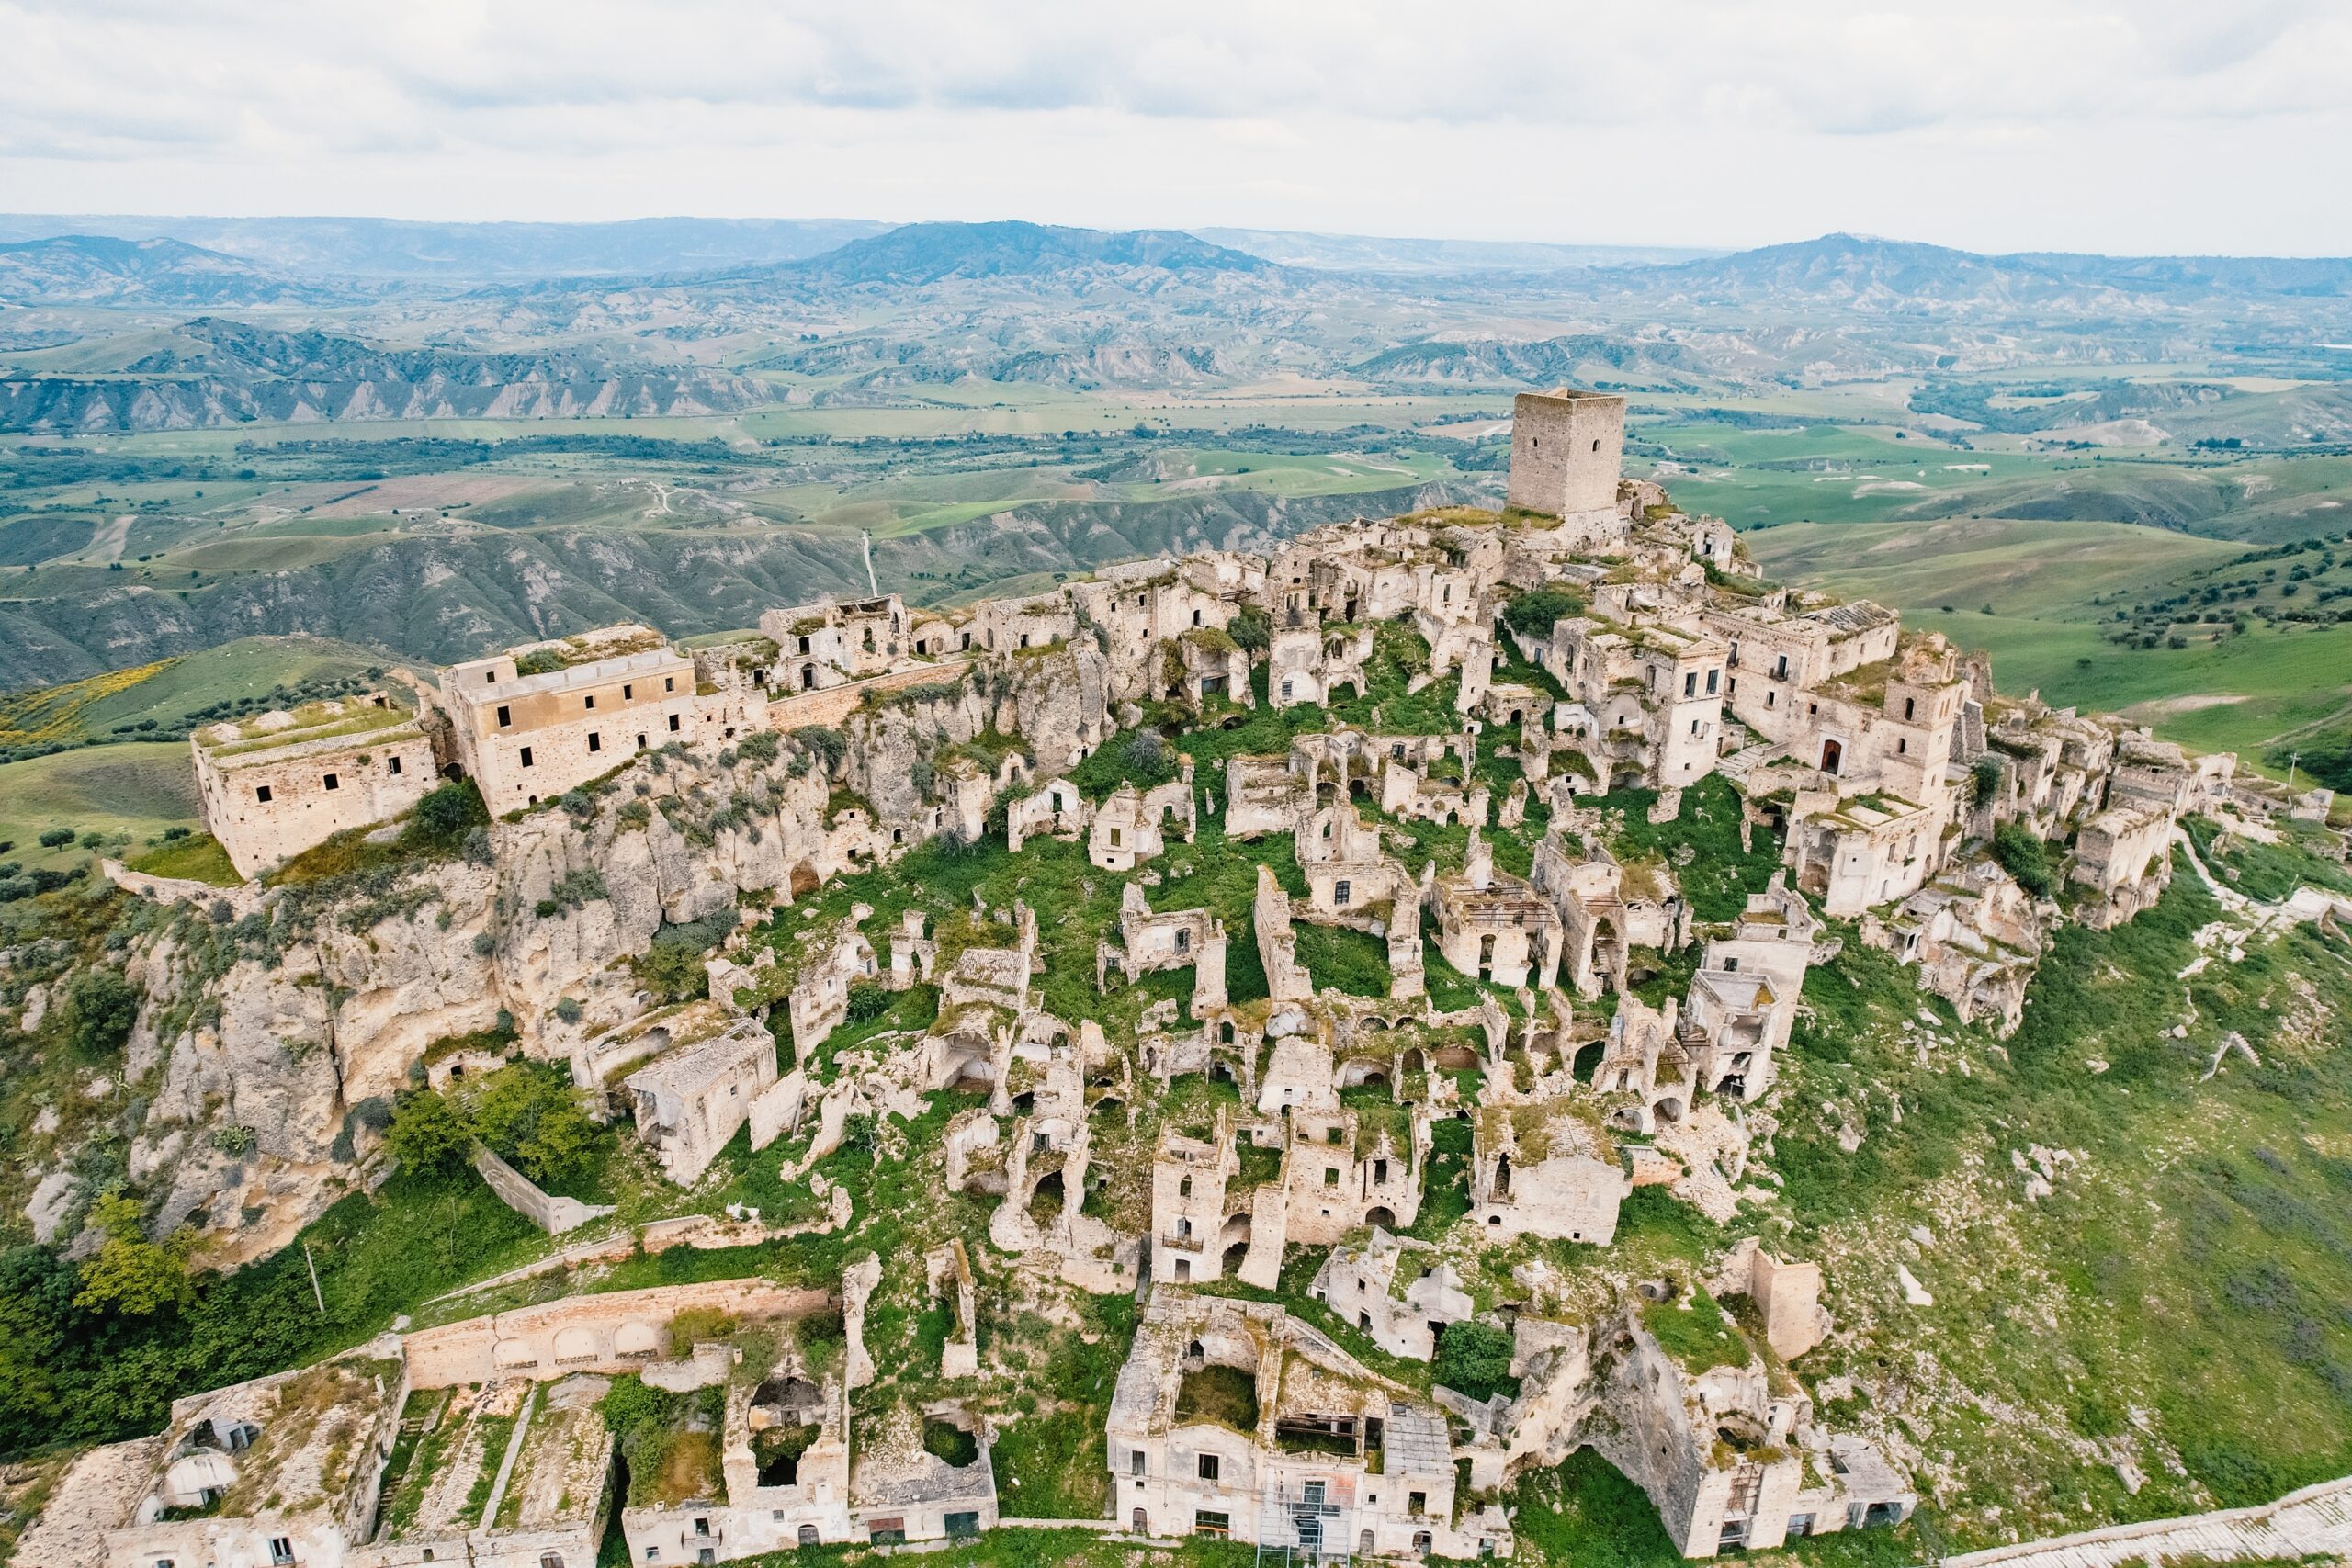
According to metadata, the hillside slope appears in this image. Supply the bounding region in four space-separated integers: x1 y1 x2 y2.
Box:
0 316 772 434
0 234 336 307
0 480 1470 682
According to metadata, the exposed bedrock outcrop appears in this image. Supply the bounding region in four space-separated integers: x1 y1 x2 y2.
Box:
115 649 1101 1262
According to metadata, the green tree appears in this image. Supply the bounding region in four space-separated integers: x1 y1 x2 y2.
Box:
1227 604 1271 653
635 939 710 1005
60 970 140 1059
469 1066 603 1187
74 1194 198 1317
1434 1319 1517 1403
1968 755 2004 809
1501 588 1588 640
385 1088 472 1178
1991 820 2057 898
410 780 487 848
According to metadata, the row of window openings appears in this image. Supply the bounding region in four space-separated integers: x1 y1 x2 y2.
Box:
508 715 684 773
494 676 674 728
254 756 400 803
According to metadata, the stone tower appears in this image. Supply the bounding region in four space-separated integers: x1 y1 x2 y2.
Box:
1507 386 1627 516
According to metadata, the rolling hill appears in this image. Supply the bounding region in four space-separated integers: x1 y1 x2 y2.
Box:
0 234 336 308
1630 232 2352 312
0 316 774 434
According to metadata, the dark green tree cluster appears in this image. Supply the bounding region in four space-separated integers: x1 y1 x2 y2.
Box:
386 1062 605 1189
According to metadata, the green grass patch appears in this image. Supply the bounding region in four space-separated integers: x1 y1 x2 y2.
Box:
125 831 241 886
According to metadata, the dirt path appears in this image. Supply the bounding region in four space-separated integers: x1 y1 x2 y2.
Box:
78 513 133 563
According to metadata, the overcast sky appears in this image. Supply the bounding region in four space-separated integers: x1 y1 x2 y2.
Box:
5 0 2348 256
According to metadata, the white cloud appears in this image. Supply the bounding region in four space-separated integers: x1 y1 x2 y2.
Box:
0 0 2346 254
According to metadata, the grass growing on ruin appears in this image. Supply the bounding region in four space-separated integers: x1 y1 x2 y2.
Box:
2184 816 2352 901
1641 1287 1748 1375
1174 1364 1260 1432
1290 921 1390 997
1593 776 1784 923
125 829 241 886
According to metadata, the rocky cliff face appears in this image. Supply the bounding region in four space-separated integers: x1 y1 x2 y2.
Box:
108 649 1102 1264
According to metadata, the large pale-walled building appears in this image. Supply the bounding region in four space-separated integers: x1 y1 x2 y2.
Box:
441 626 712 808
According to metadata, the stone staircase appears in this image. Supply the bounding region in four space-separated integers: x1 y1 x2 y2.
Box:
1940 1474 2352 1568
1717 740 1784 787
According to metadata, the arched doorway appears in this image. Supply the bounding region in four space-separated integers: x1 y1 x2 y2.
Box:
1027 1171 1065 1226
1820 739 1843 775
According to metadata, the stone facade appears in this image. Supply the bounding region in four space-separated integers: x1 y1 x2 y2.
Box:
1507 386 1628 518
623 1013 780 1184
1311 1228 1473 1361
443 626 710 809
192 693 441 878
1105 1296 1512 1559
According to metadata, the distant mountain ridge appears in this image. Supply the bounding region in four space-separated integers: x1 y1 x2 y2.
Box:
1637 232 2352 308
0 215 892 280
1193 228 1721 273
760 220 1276 286
0 316 771 434
0 235 336 307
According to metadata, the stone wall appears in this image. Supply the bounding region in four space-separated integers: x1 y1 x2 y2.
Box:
403 1278 829 1388
196 727 440 879
764 658 976 733
1506 389 1627 516
473 1143 615 1235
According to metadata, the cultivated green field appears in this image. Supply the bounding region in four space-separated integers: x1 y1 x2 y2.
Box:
0 743 198 872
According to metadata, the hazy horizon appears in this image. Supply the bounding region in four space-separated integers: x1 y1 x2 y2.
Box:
4 215 2351 265
6 1 2351 257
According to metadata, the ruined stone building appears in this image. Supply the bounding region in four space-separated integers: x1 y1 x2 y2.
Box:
1507 386 1629 522
1004 775 1091 851
1105 1296 1512 1559
1270 612 1374 708
1089 773 1197 872
191 691 441 878
760 593 910 692
1310 1228 1473 1361
1469 1100 1630 1245
1860 856 2043 1034
1533 597 1729 793
1532 824 1688 998
82 1357 404 1568
1589 1287 1910 1558
787 928 879 1060
1223 753 1311 839
2071 805 2177 929
1430 829 1564 990
1100 882 1229 1014
1677 874 1822 1100
622 1012 780 1184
